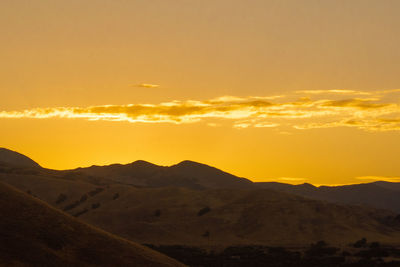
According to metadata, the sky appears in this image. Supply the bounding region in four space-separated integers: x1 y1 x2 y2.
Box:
1 0 400 185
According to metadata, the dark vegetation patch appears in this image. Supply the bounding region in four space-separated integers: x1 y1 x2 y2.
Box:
55 193 67 204
202 231 210 238
197 206 211 216
63 194 88 211
154 209 161 217
145 241 400 267
62 187 106 212
88 187 104 197
74 208 89 217
113 193 120 200
91 203 100 209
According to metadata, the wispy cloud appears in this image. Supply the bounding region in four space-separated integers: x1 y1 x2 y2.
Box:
296 89 372 95
136 83 160 88
1 89 400 132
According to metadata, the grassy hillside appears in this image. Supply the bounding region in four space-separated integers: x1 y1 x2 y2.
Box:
3 167 400 247
71 185 400 247
0 148 40 168
1 151 400 249
0 182 184 267
257 182 400 213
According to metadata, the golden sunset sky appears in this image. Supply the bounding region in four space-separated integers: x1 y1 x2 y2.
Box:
1 0 400 185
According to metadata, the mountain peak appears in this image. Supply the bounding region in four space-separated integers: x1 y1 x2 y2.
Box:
299 182 316 188
130 160 160 168
0 148 40 168
175 160 207 167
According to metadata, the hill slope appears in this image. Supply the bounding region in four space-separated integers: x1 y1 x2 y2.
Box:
2 169 400 247
1 148 400 248
0 148 40 168
70 185 400 246
256 182 400 213
73 160 253 189
0 182 183 267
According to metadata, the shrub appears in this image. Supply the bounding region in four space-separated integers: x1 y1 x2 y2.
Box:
74 208 88 217
306 240 338 258
370 242 380 249
154 209 161 217
202 231 210 238
113 193 120 200
80 194 88 202
88 187 104 197
55 193 67 204
92 203 100 209
198 206 211 216
63 194 88 211
354 238 368 248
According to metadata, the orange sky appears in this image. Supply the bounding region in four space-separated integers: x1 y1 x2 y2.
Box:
1 0 400 185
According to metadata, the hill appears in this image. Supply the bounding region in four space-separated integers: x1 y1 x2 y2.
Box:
1 149 400 248
256 181 400 213
57 184 400 247
0 148 40 168
2 167 400 247
0 182 183 266
72 160 253 189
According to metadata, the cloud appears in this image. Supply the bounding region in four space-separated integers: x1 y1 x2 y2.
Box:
296 89 372 95
294 117 400 132
296 88 400 97
136 83 160 88
320 99 391 109
1 90 400 132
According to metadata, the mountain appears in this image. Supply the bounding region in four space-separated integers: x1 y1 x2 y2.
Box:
0 148 40 168
0 182 183 267
2 165 400 247
72 160 253 189
2 147 400 214
2 148 400 248
69 160 400 213
256 181 400 213
65 185 400 247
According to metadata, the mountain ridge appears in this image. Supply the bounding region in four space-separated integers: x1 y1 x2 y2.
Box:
0 148 40 168
2 147 400 213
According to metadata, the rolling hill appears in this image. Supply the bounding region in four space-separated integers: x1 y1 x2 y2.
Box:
1 148 400 248
0 148 40 168
56 183 400 247
72 159 253 189
0 181 183 266
256 181 400 213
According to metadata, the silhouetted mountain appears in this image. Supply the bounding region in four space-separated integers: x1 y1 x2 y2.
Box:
75 160 166 186
2 148 400 248
2 164 400 247
0 148 40 168
0 182 183 266
2 147 400 214
73 159 253 189
256 181 400 213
